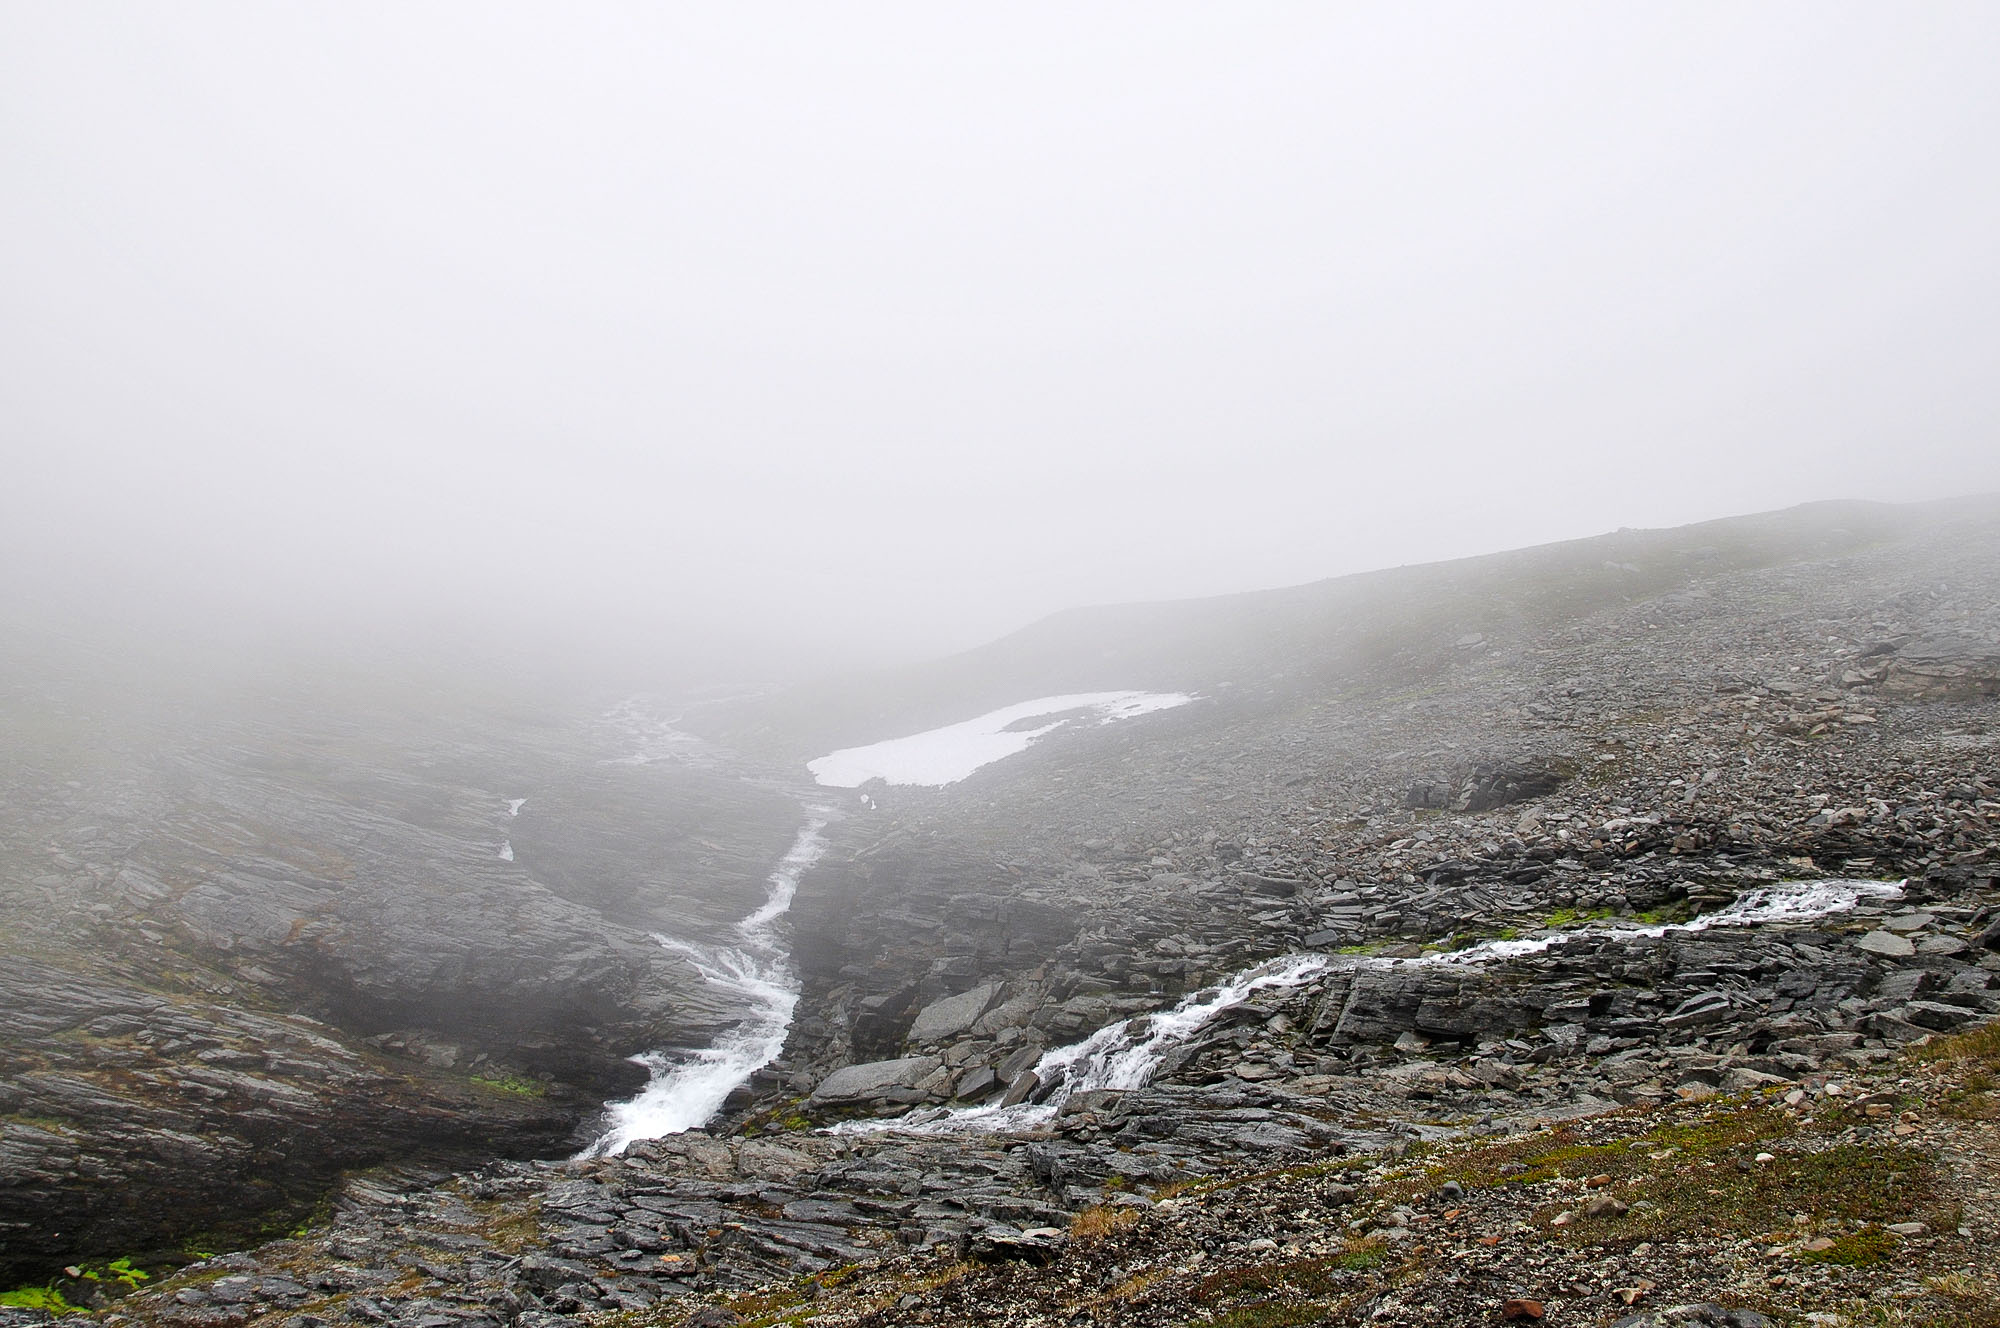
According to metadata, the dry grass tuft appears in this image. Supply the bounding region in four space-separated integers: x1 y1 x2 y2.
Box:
1907 1019 2000 1067
1068 1204 1142 1243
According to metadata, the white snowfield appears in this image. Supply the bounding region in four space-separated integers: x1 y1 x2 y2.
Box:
807 691 1194 789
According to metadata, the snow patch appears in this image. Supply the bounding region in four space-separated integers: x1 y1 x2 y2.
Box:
807 691 1194 788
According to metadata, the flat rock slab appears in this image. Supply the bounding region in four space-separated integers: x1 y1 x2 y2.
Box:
1857 930 1916 958
812 1055 944 1102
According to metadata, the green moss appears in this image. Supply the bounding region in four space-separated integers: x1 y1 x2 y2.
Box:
1542 906 1613 928
0 1285 80 1314
66 1257 151 1291
1802 1224 1899 1266
469 1072 547 1098
1334 939 1398 956
1332 1244 1388 1271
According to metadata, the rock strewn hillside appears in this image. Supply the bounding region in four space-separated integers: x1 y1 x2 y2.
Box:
0 648 803 1285
763 497 1999 1119
8 495 1999 1326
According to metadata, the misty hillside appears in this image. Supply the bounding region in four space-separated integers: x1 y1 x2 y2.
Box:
9 7 2000 1326
5 494 1999 1328
697 496 1992 758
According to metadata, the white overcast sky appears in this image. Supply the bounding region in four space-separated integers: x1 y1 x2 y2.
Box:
4 4 1998 672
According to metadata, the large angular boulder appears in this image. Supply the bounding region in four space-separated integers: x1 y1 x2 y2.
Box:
810 1055 943 1104
908 983 1002 1043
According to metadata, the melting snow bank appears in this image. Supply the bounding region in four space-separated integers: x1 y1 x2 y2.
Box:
579 810 832 1158
807 691 1194 789
831 876 1905 1138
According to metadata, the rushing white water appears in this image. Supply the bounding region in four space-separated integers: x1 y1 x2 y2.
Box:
1410 876 1908 968
834 876 1905 1137
506 798 527 816
834 952 1332 1137
497 840 514 862
808 691 1195 789
580 811 832 1157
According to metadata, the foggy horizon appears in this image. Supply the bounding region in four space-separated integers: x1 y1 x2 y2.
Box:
7 5 2000 684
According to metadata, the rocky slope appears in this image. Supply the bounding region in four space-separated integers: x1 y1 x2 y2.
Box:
0 643 803 1284
759 497 2000 1118
6 495 1999 1327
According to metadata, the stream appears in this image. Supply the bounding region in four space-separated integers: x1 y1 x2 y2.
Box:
834 875 1908 1137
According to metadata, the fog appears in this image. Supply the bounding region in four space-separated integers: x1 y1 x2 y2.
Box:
5 4 1999 685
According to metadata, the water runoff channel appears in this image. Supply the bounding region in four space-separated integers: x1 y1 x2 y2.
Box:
573 692 1906 1155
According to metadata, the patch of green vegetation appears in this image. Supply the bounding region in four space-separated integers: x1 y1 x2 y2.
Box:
1332 1243 1388 1271
1399 1099 1941 1249
1407 1119 1680 1196
1936 1070 1998 1121
723 1281 813 1326
1149 1175 1208 1201
1199 1255 1343 1300
1908 1020 2000 1069
1645 1108 1790 1153
68 1257 150 1291
1200 1302 1337 1328
1803 1224 1899 1266
1586 1138 1934 1248
1631 901 1693 925
0 1284 80 1314
1185 1242 1387 1328
1541 906 1613 928
1334 939 1398 956
469 1072 546 1098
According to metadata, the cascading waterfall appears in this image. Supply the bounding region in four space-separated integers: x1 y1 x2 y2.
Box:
579 809 832 1158
834 876 1906 1137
